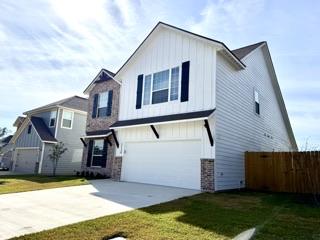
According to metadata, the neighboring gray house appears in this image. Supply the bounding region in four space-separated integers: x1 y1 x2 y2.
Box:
10 96 88 175
102 22 297 192
0 135 13 169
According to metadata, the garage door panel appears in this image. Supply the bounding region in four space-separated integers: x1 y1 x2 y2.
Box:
121 140 201 190
15 149 39 174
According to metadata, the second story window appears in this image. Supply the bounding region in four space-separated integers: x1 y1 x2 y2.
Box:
152 69 170 104
27 125 32 134
61 110 73 129
254 90 260 115
142 67 180 105
49 111 56 127
98 91 109 117
92 91 113 118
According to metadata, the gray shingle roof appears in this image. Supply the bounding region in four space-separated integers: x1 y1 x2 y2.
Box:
24 96 88 114
30 117 57 142
110 109 215 128
232 42 266 59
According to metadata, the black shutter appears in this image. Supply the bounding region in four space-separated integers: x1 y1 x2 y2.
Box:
86 140 93 167
181 61 190 102
136 74 143 109
101 139 108 168
107 90 113 116
92 94 99 118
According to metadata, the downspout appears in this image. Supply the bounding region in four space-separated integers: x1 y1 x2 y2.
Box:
54 107 60 139
38 142 45 174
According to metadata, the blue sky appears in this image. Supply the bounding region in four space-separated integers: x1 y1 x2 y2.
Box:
0 0 319 149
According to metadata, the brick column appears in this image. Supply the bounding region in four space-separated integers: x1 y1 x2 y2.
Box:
201 158 214 192
111 157 122 181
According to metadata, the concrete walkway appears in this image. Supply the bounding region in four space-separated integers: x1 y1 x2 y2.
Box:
0 180 199 239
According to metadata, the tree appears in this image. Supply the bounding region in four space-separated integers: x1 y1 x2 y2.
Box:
48 142 67 176
0 128 7 138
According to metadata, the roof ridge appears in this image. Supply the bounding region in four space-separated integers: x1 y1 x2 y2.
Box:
232 41 266 59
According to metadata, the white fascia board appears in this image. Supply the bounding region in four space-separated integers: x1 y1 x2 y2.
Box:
110 117 208 130
81 133 112 139
57 106 87 115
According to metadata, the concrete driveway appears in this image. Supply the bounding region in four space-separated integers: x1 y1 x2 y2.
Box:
0 180 199 239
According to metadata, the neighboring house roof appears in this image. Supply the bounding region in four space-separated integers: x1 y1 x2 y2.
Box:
1 135 13 144
0 135 13 148
13 116 26 128
110 109 215 129
232 41 266 59
24 96 88 115
83 68 118 95
30 117 58 143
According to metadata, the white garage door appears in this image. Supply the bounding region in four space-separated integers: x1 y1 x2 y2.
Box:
14 149 39 174
121 140 201 190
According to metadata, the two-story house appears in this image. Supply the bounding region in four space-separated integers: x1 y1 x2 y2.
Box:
84 22 297 192
10 96 88 175
80 69 120 178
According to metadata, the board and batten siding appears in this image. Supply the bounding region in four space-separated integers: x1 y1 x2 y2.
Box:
15 123 42 148
215 46 293 191
41 109 86 175
117 27 217 121
116 116 215 159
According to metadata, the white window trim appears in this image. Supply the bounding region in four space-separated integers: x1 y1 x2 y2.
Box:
169 66 180 101
49 111 57 128
96 91 110 118
61 110 74 129
254 89 260 116
143 67 180 106
91 139 104 167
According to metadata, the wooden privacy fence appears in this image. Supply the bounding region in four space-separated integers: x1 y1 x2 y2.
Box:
245 151 320 194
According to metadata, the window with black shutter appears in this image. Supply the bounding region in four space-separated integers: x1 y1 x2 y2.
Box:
92 94 99 118
27 125 32 134
181 61 190 102
136 74 143 109
254 90 260 115
106 90 113 116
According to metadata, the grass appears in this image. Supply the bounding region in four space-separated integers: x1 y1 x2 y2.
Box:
0 175 88 194
12 191 320 240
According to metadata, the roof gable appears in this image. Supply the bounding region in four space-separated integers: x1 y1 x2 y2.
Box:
83 68 119 94
232 42 266 59
24 96 88 115
114 22 245 79
246 43 297 150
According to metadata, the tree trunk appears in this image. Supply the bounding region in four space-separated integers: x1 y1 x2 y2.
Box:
53 159 57 176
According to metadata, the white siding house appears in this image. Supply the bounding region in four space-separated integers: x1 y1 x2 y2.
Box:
108 22 297 191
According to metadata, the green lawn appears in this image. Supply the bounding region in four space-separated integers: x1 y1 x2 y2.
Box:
12 191 320 240
0 175 88 194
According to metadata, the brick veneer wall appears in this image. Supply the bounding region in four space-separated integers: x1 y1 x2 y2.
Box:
201 158 214 192
111 157 122 181
81 78 120 176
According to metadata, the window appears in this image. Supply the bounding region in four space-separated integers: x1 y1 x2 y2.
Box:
27 125 32 134
91 139 105 167
142 67 180 105
143 75 151 105
61 110 73 129
152 69 169 104
97 91 109 117
170 67 179 101
49 111 56 127
254 90 260 115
